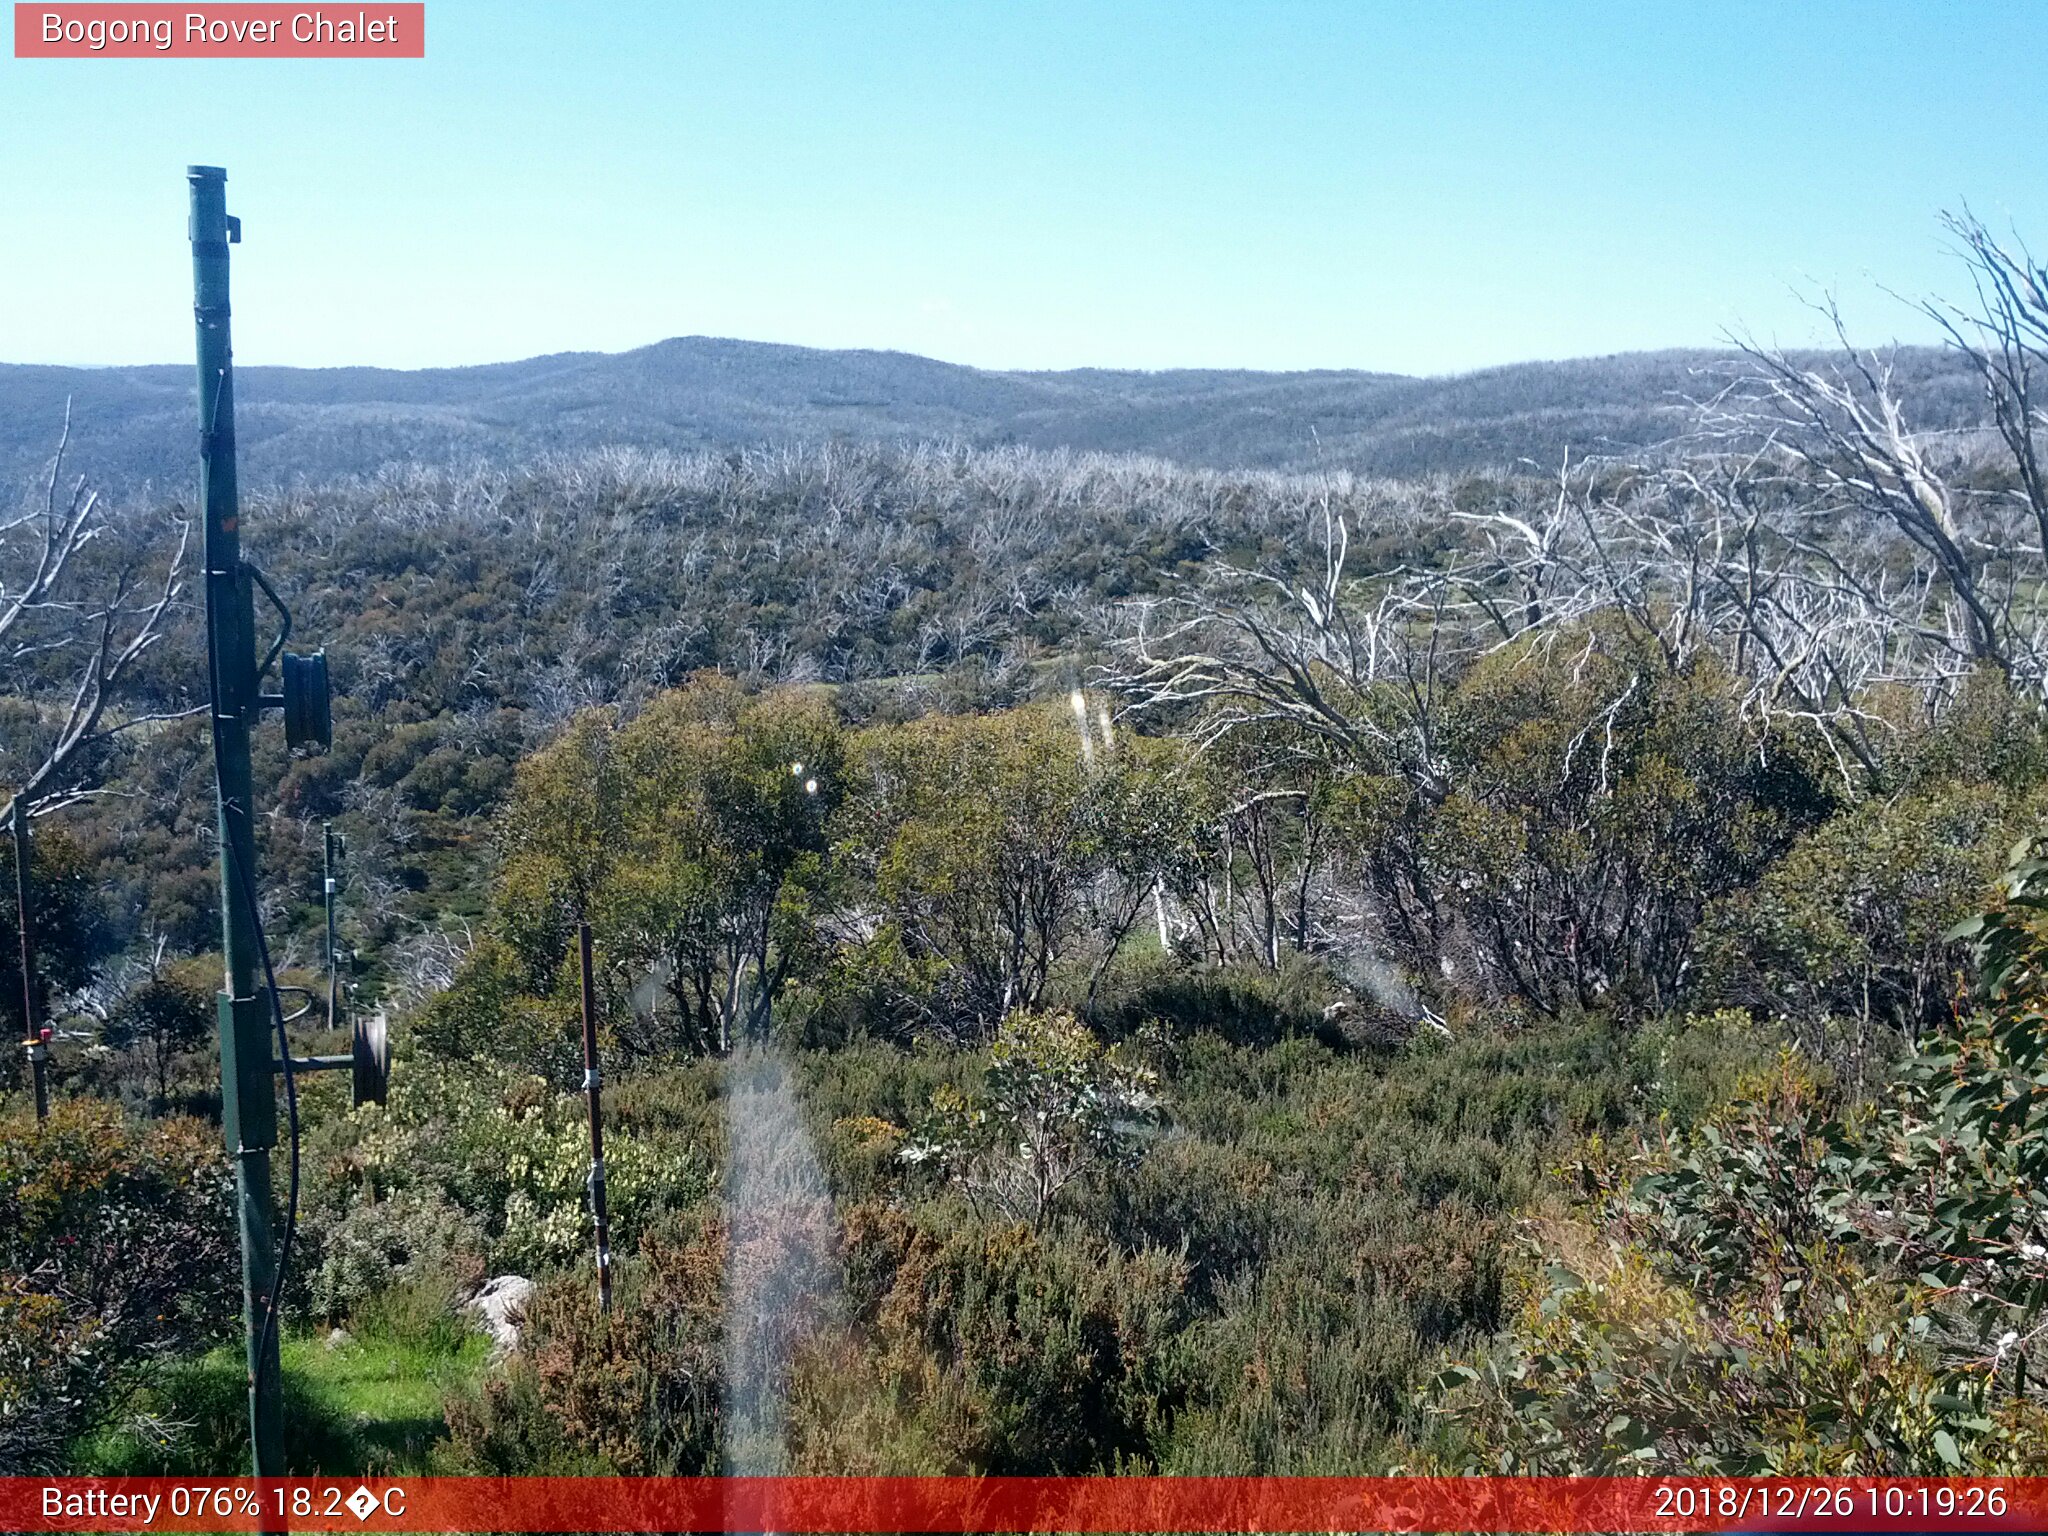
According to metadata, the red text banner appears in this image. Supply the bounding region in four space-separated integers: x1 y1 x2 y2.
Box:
14 4 423 57
5 1476 2047 1533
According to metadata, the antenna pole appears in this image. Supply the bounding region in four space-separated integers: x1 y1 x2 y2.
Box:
190 163 285 1480
324 823 340 1036
578 921 613 1315
11 798 47 1121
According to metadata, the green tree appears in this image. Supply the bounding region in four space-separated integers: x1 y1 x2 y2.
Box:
1169 726 1348 971
611 681 843 1052
849 701 1195 1032
1421 620 1834 1012
495 708 629 987
491 677 844 1054
102 955 215 1108
0 822 105 1036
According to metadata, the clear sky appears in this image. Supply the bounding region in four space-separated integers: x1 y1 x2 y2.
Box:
3 1 2042 374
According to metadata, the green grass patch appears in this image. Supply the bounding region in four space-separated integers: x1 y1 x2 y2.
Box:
73 1325 489 1476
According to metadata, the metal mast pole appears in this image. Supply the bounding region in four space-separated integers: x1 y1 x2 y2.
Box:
190 164 284 1478
578 921 613 1315
324 823 340 1036
11 798 47 1121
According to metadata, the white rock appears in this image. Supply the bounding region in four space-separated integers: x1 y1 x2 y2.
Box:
466 1274 535 1356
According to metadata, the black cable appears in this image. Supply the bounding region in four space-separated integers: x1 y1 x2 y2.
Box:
226 827 301 1418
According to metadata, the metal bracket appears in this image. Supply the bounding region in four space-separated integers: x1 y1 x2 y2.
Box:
269 1012 386 1109
246 562 292 681
243 563 331 751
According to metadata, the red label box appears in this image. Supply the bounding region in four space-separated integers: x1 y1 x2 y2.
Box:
14 3 424 57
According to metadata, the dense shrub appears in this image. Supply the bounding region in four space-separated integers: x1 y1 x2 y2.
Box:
302 1055 708 1277
901 1008 1162 1228
1431 840 2048 1473
445 1217 725 1475
821 1205 1190 1473
1696 782 2041 1068
0 1102 235 1471
1431 1068 2046 1473
1089 953 1339 1049
310 1186 487 1322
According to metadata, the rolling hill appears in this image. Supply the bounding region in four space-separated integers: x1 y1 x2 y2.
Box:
0 336 1982 494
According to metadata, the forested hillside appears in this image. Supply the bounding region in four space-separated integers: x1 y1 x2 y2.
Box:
6 213 2048 1479
0 338 1988 491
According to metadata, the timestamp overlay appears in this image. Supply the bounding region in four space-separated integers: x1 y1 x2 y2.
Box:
5 1477 2047 1533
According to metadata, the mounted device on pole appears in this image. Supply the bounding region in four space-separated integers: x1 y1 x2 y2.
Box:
190 163 344 1481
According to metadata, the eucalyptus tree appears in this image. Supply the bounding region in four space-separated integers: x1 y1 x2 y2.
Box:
491 677 844 1055
845 696 1199 1035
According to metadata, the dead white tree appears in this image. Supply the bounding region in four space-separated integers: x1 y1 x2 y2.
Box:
1103 210 2048 1013
1920 211 2048 557
1726 309 2010 675
1111 493 1464 800
2 403 195 817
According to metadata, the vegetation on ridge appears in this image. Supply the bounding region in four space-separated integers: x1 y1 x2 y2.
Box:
5 210 2048 1476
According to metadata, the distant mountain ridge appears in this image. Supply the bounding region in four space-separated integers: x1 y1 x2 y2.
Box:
0 335 1982 493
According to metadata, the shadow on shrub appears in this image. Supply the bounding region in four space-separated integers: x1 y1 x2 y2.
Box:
1090 955 1346 1050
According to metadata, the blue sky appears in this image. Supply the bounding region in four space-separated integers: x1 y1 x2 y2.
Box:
3 1 2042 373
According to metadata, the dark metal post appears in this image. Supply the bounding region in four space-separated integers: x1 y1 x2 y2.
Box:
11 798 48 1121
190 164 284 1479
323 823 341 1035
578 921 613 1315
